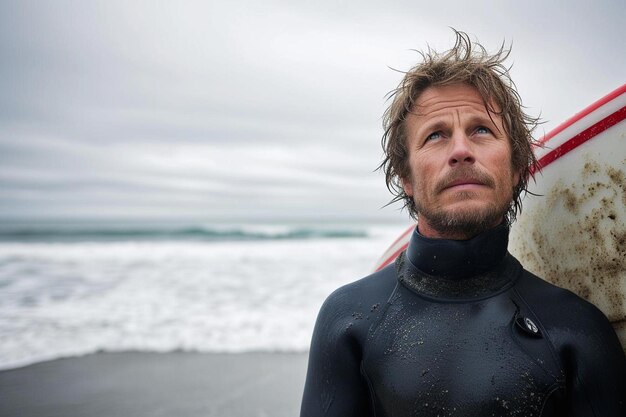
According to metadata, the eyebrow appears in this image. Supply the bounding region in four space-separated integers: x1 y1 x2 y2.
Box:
421 120 448 135
414 112 502 140
465 114 503 134
410 119 448 144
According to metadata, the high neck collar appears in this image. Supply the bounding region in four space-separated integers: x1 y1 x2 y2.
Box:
397 223 521 301
406 223 510 279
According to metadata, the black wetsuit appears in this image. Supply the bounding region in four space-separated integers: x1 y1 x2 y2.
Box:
301 224 626 416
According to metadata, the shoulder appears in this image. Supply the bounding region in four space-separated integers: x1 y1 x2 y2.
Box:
312 262 398 340
514 268 621 351
515 269 609 321
319 262 397 317
515 269 610 324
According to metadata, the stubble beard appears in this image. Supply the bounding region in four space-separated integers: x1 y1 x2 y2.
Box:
415 192 511 240
409 165 516 239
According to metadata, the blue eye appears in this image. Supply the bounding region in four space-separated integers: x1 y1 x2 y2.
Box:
476 126 491 134
426 131 441 141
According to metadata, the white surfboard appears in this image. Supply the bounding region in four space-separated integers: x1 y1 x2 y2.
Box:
374 84 626 349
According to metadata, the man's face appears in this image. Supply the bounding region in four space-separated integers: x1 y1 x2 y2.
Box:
401 83 520 240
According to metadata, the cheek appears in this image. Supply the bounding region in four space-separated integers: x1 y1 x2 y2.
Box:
401 155 420 195
492 147 516 178
501 164 519 194
401 177 414 196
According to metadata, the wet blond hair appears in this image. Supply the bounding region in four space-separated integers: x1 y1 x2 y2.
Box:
380 30 540 222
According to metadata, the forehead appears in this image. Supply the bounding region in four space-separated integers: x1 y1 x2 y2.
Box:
410 83 499 119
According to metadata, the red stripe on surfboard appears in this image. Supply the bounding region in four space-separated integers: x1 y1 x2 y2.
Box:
538 84 626 145
536 106 626 171
374 225 413 271
375 244 409 272
386 225 414 250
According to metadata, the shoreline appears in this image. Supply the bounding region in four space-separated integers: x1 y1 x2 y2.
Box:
0 351 308 417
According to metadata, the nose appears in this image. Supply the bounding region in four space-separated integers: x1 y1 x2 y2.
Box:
448 132 475 166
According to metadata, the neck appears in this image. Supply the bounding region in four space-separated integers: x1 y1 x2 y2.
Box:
396 223 520 300
416 217 506 241
407 223 509 279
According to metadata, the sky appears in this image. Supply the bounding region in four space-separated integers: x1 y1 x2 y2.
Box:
0 0 624 223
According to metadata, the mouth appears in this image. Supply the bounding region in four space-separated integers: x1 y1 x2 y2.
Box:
444 179 486 190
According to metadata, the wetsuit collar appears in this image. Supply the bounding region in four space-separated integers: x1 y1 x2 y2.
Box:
397 223 520 301
406 222 509 279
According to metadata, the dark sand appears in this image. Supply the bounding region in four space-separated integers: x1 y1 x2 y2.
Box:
0 352 308 417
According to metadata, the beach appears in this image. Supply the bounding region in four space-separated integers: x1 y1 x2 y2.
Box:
0 351 308 417
0 221 402 417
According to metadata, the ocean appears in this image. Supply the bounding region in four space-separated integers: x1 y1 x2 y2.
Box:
0 220 408 370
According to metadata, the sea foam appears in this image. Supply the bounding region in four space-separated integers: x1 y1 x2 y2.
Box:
0 224 405 370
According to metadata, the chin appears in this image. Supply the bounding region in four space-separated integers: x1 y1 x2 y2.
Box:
443 200 496 217
422 202 509 238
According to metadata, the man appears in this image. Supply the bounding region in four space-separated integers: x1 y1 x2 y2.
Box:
300 31 626 416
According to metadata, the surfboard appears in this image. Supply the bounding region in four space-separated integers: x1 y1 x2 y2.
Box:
373 84 626 349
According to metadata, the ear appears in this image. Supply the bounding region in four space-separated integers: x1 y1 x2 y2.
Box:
401 177 414 197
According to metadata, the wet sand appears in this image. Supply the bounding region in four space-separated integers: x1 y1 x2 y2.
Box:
0 351 308 417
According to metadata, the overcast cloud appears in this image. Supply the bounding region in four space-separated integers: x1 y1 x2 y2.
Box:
1 0 624 222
